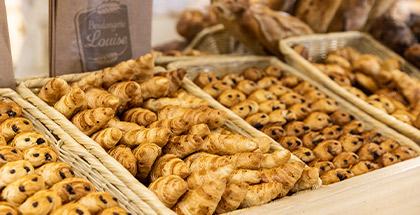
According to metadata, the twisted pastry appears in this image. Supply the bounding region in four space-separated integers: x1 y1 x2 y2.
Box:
122 108 157 126
148 175 188 208
54 88 87 119
91 128 122 150
38 78 71 106
71 108 114 136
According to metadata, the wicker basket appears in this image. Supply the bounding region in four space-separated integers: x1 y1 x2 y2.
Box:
0 88 153 215
280 31 420 144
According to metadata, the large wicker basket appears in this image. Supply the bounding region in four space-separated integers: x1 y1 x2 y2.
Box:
0 88 154 215
280 31 420 144
166 56 420 214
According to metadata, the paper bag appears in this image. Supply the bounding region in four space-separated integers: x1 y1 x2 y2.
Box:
50 0 152 76
0 0 16 89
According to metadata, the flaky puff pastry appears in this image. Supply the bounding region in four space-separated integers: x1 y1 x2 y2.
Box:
302 131 325 150
38 78 71 106
293 147 316 163
261 150 291 169
72 108 114 136
202 81 232 98
333 152 359 168
143 96 209 113
257 77 280 89
0 100 22 124
221 73 245 86
246 113 270 129
97 206 131 215
23 145 58 167
358 143 385 161
242 67 264 81
309 160 335 175
0 201 17 215
284 121 311 137
0 146 23 166
229 152 263 170
140 77 171 100
350 161 379 176
328 47 360 64
304 112 332 131
120 128 171 148
321 125 343 140
149 154 190 182
309 98 339 113
54 88 87 119
122 108 157 126
174 179 226 215
293 81 318 95
241 182 284 208
393 146 417 161
50 202 91 215
355 72 378 93
148 175 188 208
288 103 312 121
248 89 277 103
261 161 305 190
185 153 231 173
235 80 260 95
108 145 137 176
85 88 119 112
1 174 45 205
108 81 142 114
0 135 5 146
215 182 249 214
361 129 384 144
302 90 327 104
202 133 258 155
376 152 400 167
279 92 306 107
158 106 227 129
259 100 286 114
230 100 259 119
104 117 142 134
324 54 351 69
10 131 48 151
91 128 122 150
313 140 342 161
188 124 211 138
0 160 34 188
264 66 282 78
392 110 415 125
342 120 365 135
352 54 382 77
187 163 234 189
342 86 367 100
291 167 320 192
155 68 186 95
379 139 400 152
193 72 219 88
268 85 293 97
52 177 95 203
278 136 303 151
414 113 420 129
163 135 202 159
321 169 354 185
261 122 286 141
252 136 271 153
36 162 75 187
280 75 301 88
230 169 261 185
132 143 161 181
77 192 119 214
0 117 34 141
19 189 62 215
340 134 364 153
217 89 246 108
329 110 355 126
148 117 190 136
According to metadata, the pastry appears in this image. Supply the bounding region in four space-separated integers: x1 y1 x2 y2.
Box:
321 169 354 185
235 80 260 95
91 128 122 150
163 135 203 158
149 154 190 182
379 139 400 152
339 134 364 152
50 202 91 215
230 169 261 184
242 67 264 81
0 100 22 124
324 54 351 69
120 128 171 148
405 44 420 68
283 121 310 137
221 73 245 86
248 89 277 103
293 81 318 95
158 106 227 129
229 152 263 170
321 125 343 140
0 201 17 215
104 117 142 134
10 131 49 150
355 72 378 93
185 153 230 172
329 110 355 126
257 77 280 89
132 143 161 181
252 136 271 153
202 133 258 155
260 122 286 140
186 164 234 189
288 103 312 120
279 92 306 107
342 120 365 135
23 146 58 167
325 72 352 86
1 174 45 205
148 117 190 136
19 189 62 215
267 110 288 125
291 167 320 192
328 47 361 64
280 75 301 88
292 147 316 163
268 85 293 97
215 182 248 214
148 175 188 208
108 81 142 114
313 140 343 161
54 88 87 119
97 206 131 215
155 68 186 95
292 44 312 61
376 152 400 167
71 108 114 136
342 86 367 100
38 78 71 106
302 131 326 149
78 192 119 214
108 145 137 176
0 117 34 141
309 98 339 113
143 96 209 113
51 177 95 203
353 54 382 77
393 146 417 161
194 72 219 88
304 112 332 131
121 108 157 126
258 100 286 114
0 136 5 146
260 161 305 190
333 152 359 168
358 143 386 161
36 162 75 187
264 66 282 78
0 146 23 166
0 160 34 188
350 161 379 176
230 99 260 119
308 160 335 175
140 77 171 100
202 81 232 98
217 89 246 107
261 149 291 169
187 124 211 138
361 129 384 144
239 182 283 208
85 88 120 111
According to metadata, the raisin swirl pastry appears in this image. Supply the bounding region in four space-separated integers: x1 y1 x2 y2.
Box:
379 139 400 152
342 121 365 135
288 103 312 120
50 202 91 215
332 152 359 168
230 100 259 119
358 143 386 161
51 177 95 203
310 98 339 114
258 100 286 114
257 77 280 89
261 122 286 140
302 132 326 149
10 131 49 150
303 112 332 131
278 136 302 151
393 146 417 161
293 81 318 95
221 73 244 86
23 145 58 167
242 67 263 81
264 66 282 78
19 189 62 215
308 160 335 175
280 75 300 88
97 206 132 215
268 110 287 125
217 89 246 108
245 113 270 129
0 201 18 215
329 110 355 126
202 81 232 98
361 130 384 144
376 152 400 167
313 140 343 161
0 100 22 124
342 86 367 100
268 85 293 97
321 169 354 185
1 174 45 205
350 161 379 176
321 125 343 140
0 117 34 141
283 121 310 137
36 162 75 187
292 147 316 163
302 90 327 104
235 80 259 95
0 146 23 166
248 90 277 103
279 92 305 107
193 72 219 88
78 192 119 214
339 134 364 153
0 160 34 188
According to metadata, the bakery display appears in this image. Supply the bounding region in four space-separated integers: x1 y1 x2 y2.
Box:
193 64 418 185
0 99 130 214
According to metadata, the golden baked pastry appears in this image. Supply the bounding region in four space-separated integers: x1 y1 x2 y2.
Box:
303 112 332 131
50 202 91 215
23 145 58 167
187 124 211 138
121 108 157 126
283 121 311 137
51 177 95 203
132 143 161 182
302 131 325 149
158 106 227 129
71 108 115 136
36 162 75 187
351 161 379 176
1 174 45 205
261 149 291 169
78 192 119 214
230 100 259 118
260 122 286 140
85 88 120 112
215 182 248 214
0 146 23 166
108 145 137 176
108 81 142 114
321 168 354 185
313 140 343 161
202 81 232 98
155 68 186 95
10 131 49 151
38 78 71 106
292 147 316 163
0 100 22 124
91 128 122 150
235 80 260 95
332 151 359 168
149 154 190 182
217 89 246 108
193 72 219 88
308 160 335 175
19 189 62 215
0 160 34 188
246 113 270 129
163 135 203 159
148 117 190 136
230 169 261 184
221 73 245 86
148 175 188 208
120 128 171 148
186 163 234 189
54 88 87 119
202 133 259 155
140 77 171 100
0 117 34 141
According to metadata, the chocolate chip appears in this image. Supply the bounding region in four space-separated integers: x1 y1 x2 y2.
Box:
7 213 12 215
272 106 280 111
346 170 351 174
232 79 237 84
261 115 266 118
303 126 310 131
390 157 394 162
222 82 228 85
352 141 358 145
228 95 233 98
358 123 362 127
320 166 325 171
272 130 277 135
304 152 311 156
248 106 252 111
366 163 372 169
255 123 263 129
405 151 410 154
343 159 348 164
337 173 344 180
24 166 30 172
294 129 300 133
287 142 292 146
334 142 338 145
19 186 25 192
337 127 342 131
10 169 15 174
301 99 306 103
327 119 332 123
350 115 355 120
328 131 334 135
296 141 302 146
212 86 218 91
99 195 107 204
239 107 244 110
12 125 19 132
45 153 52 160
23 121 30 125
353 155 358 159
0 154 4 160
85 186 91 191
76 209 84 215
66 185 75 194
36 138 45 145
341 113 346 117
358 137 364 142
47 196 52 203
70 170 75 175
25 138 30 142
59 171 66 179
327 101 331 105
32 202 38 207
350 130 356 134
236 94 240 98
32 177 38 182
113 197 118 202
11 149 17 153
390 145 394 149
292 95 297 99
7 110 16 117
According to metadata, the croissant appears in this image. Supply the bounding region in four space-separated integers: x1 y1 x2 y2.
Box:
132 143 161 181
288 103 312 121
108 81 142 114
321 125 343 140
268 85 293 97
91 128 122 150
143 97 209 112
221 73 245 86
350 161 379 176
393 146 417 161
0 117 34 141
77 192 119 214
0 100 22 124
229 99 258 119
215 182 249 214
0 160 34 188
85 88 119 111
321 168 354 185
147 117 190 136
149 154 190 182
148 175 188 208
10 131 49 150
261 122 286 140
379 139 400 152
229 152 263 170
120 128 171 148
155 68 186 94
252 136 271 153
104 117 142 134
202 81 232 98
242 67 264 81
292 147 316 163
304 112 332 131
257 77 280 89
333 152 359 168
261 149 291 169
36 162 75 187
284 121 311 137
71 108 114 136
193 72 219 88
278 136 303 151
261 161 305 189
158 106 227 129
240 182 284 208
248 89 277 103
187 124 211 138
291 167 320 192
308 160 335 175
302 90 327 104
173 179 226 215
122 108 157 126
23 145 58 167
202 133 258 155
217 89 246 108
313 140 343 161
330 110 355 126
163 135 203 158
185 153 230 172
19 189 62 215
302 131 325 149
1 174 45 205
235 80 260 95
246 113 270 129
340 134 364 152
140 77 171 100
230 169 261 184
38 78 71 106
108 145 137 176
187 164 234 189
